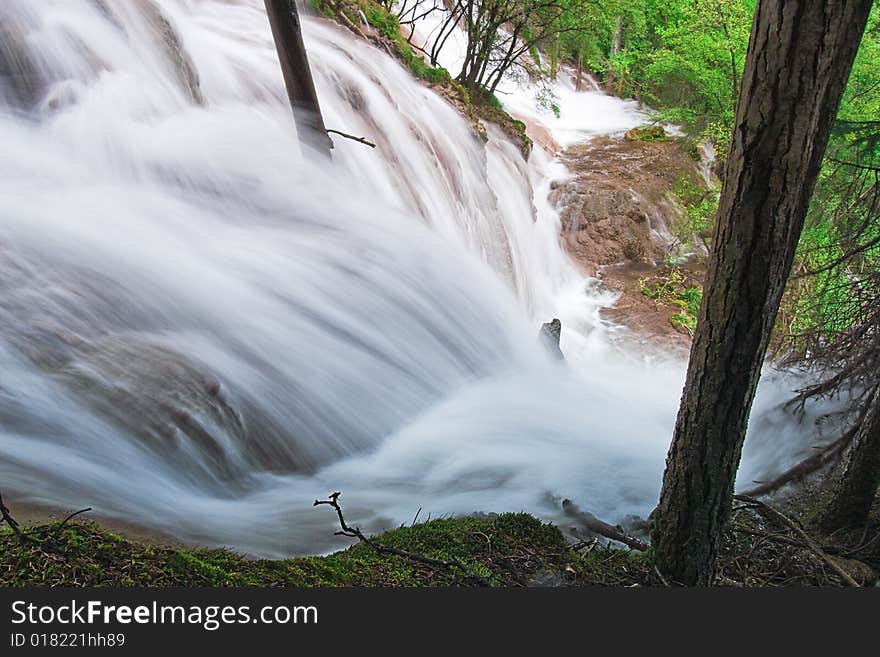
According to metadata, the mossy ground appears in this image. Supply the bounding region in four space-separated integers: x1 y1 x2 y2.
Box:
3 504 877 586
0 513 651 588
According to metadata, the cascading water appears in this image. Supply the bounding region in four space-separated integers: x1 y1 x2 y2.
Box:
0 0 844 556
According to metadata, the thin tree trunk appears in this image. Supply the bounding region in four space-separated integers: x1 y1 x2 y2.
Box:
821 385 880 532
651 0 873 586
264 0 332 154
606 17 621 94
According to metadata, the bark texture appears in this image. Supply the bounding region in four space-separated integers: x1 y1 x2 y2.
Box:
651 0 873 586
264 0 332 154
822 385 880 532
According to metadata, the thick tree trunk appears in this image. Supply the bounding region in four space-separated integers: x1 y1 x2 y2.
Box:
264 0 332 154
821 386 880 532
651 0 872 586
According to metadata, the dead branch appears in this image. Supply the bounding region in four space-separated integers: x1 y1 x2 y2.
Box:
0 490 28 542
326 129 377 148
733 495 859 587
561 499 649 551
45 507 94 540
738 428 855 497
314 492 492 586
0 489 91 547
326 0 366 37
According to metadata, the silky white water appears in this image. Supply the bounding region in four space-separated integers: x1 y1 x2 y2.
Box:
0 0 842 556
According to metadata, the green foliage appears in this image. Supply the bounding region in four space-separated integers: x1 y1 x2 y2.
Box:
671 174 719 253
536 87 561 118
546 1 755 154
307 0 338 19
641 267 703 335
778 6 880 357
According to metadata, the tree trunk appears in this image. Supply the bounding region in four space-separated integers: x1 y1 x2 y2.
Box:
264 0 332 154
605 17 622 94
651 0 873 586
821 386 880 532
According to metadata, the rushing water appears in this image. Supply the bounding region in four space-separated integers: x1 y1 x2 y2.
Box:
0 1 844 556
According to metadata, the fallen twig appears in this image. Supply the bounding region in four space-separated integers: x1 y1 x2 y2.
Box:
733 495 859 587
314 492 492 586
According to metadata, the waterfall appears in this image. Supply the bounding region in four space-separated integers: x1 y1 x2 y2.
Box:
0 1 843 556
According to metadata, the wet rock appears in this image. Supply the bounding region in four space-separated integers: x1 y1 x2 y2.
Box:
136 0 205 106
0 13 45 110
551 136 706 273
539 318 564 360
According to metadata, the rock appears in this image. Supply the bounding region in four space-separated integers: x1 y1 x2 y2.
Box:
624 124 667 142
552 136 708 272
539 318 564 360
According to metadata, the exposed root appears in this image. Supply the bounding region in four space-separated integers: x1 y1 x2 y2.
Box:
731 495 860 586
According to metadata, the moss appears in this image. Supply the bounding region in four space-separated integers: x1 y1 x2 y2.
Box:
307 0 337 19
0 513 632 588
669 312 697 334
625 125 668 142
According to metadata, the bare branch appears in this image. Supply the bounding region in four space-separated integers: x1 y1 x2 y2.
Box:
326 129 377 148
314 492 492 586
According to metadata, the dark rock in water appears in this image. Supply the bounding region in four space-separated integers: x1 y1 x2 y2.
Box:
136 0 205 106
0 14 45 111
539 318 564 360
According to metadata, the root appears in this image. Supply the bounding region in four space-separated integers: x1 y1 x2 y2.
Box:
733 495 859 587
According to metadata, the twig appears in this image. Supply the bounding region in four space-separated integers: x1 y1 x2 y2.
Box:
1 489 91 547
654 565 670 587
46 508 93 540
0 490 28 542
738 429 854 497
314 492 492 586
326 129 377 148
733 495 859 587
